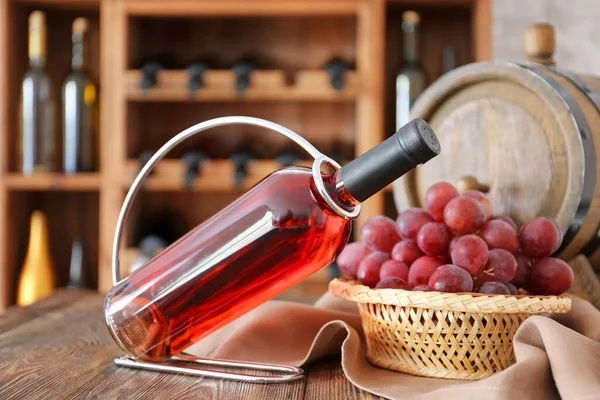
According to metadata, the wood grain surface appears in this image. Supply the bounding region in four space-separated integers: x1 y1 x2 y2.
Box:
0 290 382 400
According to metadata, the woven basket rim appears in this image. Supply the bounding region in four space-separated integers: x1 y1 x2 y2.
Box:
329 278 571 314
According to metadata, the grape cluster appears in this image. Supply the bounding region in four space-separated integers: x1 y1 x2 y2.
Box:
337 181 574 296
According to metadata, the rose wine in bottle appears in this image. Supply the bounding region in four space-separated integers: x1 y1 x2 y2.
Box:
396 11 428 131
19 11 55 175
104 119 440 362
63 17 98 173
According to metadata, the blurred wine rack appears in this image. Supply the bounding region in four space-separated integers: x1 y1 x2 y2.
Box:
0 0 491 310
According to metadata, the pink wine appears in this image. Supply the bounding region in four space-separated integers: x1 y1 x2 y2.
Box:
105 119 440 361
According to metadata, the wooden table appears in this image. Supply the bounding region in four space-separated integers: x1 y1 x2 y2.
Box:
0 290 384 399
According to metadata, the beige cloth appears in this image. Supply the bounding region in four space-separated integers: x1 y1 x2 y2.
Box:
188 293 600 400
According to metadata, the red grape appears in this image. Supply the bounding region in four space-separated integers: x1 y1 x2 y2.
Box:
376 277 409 289
478 281 510 295
444 196 486 234
479 249 517 283
479 220 520 253
511 253 532 288
437 253 452 264
337 242 372 278
396 208 434 241
519 217 562 257
530 257 573 295
449 235 461 254
450 234 488 275
412 284 430 291
358 252 390 287
391 241 423 266
463 190 492 220
417 222 451 255
379 260 409 282
425 182 459 222
491 215 518 230
506 282 519 295
428 264 474 293
361 215 401 253
408 256 444 288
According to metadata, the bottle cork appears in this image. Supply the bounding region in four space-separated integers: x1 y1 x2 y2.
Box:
402 10 420 26
28 11 46 62
72 17 89 36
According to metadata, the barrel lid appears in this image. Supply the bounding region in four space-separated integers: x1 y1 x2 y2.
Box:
393 61 585 236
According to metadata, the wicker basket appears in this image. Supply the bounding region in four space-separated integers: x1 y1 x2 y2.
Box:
329 278 571 380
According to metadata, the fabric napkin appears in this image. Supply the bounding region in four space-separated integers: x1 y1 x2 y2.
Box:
187 292 600 400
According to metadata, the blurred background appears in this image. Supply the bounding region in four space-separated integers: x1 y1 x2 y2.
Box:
1 0 599 311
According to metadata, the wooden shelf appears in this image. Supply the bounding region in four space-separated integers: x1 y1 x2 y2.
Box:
125 70 358 102
387 0 474 6
123 159 315 192
0 0 492 307
124 0 361 17
4 173 101 192
14 0 99 10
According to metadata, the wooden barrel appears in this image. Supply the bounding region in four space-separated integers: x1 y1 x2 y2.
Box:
393 24 600 262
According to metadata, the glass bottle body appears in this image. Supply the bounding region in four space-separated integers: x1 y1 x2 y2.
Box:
104 167 352 361
395 13 427 131
19 63 55 174
63 18 98 174
63 70 98 173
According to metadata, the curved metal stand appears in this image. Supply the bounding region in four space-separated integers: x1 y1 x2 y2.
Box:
109 116 360 383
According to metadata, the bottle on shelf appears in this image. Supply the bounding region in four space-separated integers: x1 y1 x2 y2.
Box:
442 45 458 75
17 211 56 306
67 240 86 289
18 11 55 175
129 235 168 274
63 17 98 174
229 149 256 188
395 10 428 131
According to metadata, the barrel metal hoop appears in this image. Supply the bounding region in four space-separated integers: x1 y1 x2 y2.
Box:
519 63 596 249
549 67 600 112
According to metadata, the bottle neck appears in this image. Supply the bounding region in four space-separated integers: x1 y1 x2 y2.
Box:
402 21 419 64
29 23 46 69
323 169 360 216
72 33 86 70
30 57 45 69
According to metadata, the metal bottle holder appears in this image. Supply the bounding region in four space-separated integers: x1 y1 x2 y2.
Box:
109 116 360 383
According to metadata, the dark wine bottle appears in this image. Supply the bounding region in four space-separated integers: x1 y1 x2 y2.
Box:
19 11 55 175
395 11 428 131
62 17 98 174
67 240 86 289
442 45 458 74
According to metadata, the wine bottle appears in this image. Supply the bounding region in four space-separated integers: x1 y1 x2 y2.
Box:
442 45 457 75
395 11 428 131
67 240 86 289
17 211 56 306
130 235 168 274
19 11 55 175
104 119 440 362
63 17 98 174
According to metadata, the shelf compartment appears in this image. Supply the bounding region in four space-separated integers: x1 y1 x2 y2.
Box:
5 173 101 191
126 102 356 160
124 69 358 102
9 191 99 300
127 15 356 72
123 158 316 192
6 4 100 172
